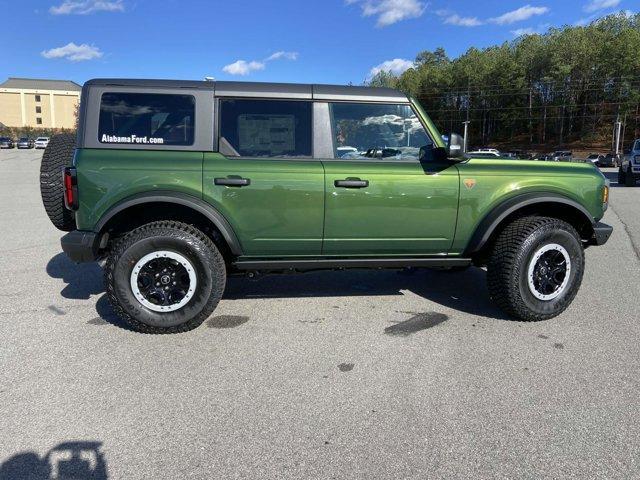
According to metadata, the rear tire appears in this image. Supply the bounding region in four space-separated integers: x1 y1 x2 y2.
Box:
39 134 76 231
625 167 635 187
105 221 226 333
487 216 584 322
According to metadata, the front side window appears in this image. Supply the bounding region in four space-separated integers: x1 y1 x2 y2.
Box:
330 103 432 160
99 92 195 146
219 99 312 158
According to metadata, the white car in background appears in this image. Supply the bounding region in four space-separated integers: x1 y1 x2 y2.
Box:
475 148 501 155
34 137 50 149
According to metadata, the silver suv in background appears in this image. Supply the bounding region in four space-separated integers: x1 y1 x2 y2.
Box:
619 139 640 187
552 151 573 162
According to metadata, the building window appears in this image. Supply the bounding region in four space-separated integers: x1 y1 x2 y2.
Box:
36 106 42 114
35 95 41 103
36 118 42 125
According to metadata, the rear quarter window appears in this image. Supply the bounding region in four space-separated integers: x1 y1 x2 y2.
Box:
98 92 195 146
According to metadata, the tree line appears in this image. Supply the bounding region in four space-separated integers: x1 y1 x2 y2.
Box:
368 12 640 152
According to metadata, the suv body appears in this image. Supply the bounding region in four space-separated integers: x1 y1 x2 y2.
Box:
50 79 611 333
619 139 640 186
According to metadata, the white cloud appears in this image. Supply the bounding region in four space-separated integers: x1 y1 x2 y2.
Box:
50 0 124 15
370 58 415 77
346 0 426 27
222 60 266 76
41 42 103 61
222 51 299 76
489 5 549 25
584 0 620 13
265 51 299 61
511 27 537 36
443 13 483 26
511 22 550 36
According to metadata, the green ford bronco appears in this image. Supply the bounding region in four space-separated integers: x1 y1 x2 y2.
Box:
39 79 612 333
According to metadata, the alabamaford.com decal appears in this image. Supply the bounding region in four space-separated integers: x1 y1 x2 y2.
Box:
101 134 165 144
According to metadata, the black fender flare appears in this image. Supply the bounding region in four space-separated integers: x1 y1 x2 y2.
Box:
94 191 243 255
463 192 595 255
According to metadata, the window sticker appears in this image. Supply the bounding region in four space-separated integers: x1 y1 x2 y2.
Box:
237 114 296 156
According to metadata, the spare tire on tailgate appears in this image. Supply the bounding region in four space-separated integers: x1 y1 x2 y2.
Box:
39 133 77 231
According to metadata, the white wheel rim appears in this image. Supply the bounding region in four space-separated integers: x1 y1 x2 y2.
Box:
130 251 197 312
527 243 571 301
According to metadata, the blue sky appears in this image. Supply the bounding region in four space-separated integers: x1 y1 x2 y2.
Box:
0 0 635 85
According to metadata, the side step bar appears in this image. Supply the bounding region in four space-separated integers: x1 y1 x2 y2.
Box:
234 257 472 271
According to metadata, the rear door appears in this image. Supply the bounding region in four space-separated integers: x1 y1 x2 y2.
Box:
320 102 459 256
203 98 325 256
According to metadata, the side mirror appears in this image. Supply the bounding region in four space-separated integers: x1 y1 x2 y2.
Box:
447 133 464 159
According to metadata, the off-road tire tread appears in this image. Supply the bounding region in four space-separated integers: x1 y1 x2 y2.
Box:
39 134 76 231
487 216 584 322
105 221 226 334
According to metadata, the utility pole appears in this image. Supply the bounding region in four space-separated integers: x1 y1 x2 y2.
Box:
463 121 471 153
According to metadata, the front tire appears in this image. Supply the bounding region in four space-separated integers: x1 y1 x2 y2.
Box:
618 167 626 185
105 221 226 333
487 216 584 321
625 167 635 187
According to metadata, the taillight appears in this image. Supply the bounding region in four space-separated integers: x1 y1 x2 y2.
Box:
63 167 78 210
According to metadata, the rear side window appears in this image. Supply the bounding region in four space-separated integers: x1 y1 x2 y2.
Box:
218 99 312 158
99 92 195 146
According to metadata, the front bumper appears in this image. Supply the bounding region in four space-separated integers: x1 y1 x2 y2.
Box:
591 222 613 246
61 231 100 263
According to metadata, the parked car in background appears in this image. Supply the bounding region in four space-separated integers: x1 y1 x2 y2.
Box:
466 152 503 159
0 137 15 149
467 150 500 157
474 148 501 155
16 137 34 149
552 151 573 162
619 139 640 186
599 153 619 168
34 137 50 149
587 154 605 166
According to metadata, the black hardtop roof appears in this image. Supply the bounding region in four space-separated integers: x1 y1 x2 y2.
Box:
83 78 409 102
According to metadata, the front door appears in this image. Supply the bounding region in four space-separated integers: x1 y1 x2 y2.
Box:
203 98 324 257
322 102 459 256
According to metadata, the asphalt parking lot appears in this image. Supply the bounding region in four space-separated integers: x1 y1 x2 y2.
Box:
1 149 639 479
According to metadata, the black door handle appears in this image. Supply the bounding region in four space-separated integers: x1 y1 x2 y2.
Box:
214 177 251 187
334 179 369 188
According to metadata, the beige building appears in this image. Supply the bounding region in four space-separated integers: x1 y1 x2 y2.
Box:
0 77 81 129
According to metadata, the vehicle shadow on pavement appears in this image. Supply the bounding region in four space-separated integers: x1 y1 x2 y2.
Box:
46 252 509 324
46 253 129 330
47 253 104 300
0 441 107 479
225 267 510 321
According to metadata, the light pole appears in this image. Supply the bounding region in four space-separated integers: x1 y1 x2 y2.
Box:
614 118 623 155
462 121 470 153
